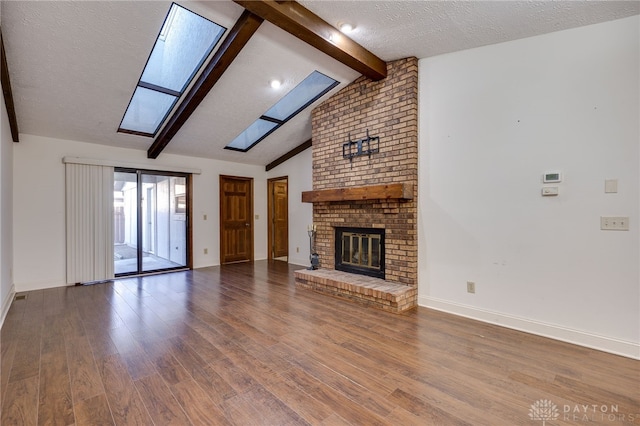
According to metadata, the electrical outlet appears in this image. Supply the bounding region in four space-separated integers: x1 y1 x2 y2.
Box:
204 248 208 254
467 281 475 294
600 216 629 231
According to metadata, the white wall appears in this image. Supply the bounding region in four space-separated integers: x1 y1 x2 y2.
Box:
13 134 268 291
419 16 639 359
267 147 313 266
1 74 15 325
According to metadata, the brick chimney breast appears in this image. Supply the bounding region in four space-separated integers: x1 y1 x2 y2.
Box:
310 57 418 288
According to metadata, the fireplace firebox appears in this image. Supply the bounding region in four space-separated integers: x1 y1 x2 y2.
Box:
335 227 385 279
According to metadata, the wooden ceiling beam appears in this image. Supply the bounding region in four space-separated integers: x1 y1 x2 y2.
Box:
233 0 387 81
148 10 263 159
265 138 311 171
1 29 20 142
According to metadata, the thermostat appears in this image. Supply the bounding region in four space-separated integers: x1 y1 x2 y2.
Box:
543 172 562 183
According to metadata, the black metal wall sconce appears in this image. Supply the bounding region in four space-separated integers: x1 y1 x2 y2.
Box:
342 130 379 167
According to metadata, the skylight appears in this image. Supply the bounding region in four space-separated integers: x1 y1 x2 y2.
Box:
119 3 225 137
225 71 339 152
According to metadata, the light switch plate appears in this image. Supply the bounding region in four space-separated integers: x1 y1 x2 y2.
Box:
605 179 618 193
541 186 559 196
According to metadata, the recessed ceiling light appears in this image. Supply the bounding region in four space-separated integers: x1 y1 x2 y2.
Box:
339 23 354 33
270 79 281 89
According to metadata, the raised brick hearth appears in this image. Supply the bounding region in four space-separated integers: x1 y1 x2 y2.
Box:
295 269 417 313
295 57 419 312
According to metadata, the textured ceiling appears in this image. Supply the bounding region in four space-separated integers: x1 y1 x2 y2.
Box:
300 1 640 61
2 0 638 165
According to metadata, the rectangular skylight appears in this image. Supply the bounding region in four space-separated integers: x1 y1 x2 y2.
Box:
226 119 279 151
263 71 338 121
225 71 339 152
119 3 225 137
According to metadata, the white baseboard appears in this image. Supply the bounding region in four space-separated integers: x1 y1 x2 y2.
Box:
419 296 639 360
288 258 310 268
0 284 15 329
14 279 67 292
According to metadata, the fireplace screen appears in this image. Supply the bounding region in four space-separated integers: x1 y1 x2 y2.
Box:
335 227 384 279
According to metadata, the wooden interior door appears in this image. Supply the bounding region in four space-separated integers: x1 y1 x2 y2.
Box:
220 175 253 264
268 178 288 259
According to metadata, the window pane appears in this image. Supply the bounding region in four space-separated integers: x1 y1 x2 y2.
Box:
141 4 225 92
141 174 187 272
226 119 278 151
264 71 338 121
114 172 138 275
352 237 360 264
372 236 380 268
120 87 176 135
362 238 369 266
342 235 350 263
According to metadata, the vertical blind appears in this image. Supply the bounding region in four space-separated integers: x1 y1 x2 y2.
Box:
65 163 114 284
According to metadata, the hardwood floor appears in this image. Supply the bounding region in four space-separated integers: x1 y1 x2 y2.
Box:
1 261 638 425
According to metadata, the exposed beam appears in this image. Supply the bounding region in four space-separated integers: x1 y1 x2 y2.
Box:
233 0 387 81
1 29 20 142
265 138 311 171
148 11 264 159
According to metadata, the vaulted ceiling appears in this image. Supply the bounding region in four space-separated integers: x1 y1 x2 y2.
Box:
1 1 638 166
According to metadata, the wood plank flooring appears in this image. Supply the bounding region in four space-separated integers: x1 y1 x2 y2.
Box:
1 261 638 425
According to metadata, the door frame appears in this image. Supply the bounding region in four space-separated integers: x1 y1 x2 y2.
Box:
219 175 254 264
267 176 289 260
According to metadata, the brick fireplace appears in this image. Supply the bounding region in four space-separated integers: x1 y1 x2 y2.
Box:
295 57 418 313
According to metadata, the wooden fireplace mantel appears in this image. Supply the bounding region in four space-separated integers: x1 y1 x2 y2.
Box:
301 183 413 203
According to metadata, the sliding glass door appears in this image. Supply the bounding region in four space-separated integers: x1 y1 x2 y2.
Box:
114 169 189 276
